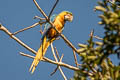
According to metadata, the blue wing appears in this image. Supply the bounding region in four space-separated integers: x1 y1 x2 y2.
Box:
42 14 57 41
44 14 57 31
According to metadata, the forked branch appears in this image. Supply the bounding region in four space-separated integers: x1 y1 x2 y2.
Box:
50 43 67 80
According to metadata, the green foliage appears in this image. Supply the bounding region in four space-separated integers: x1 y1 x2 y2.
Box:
72 0 120 79
97 0 120 59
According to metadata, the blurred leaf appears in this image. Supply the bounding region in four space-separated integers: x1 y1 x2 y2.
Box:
78 43 87 48
87 56 96 60
95 6 107 12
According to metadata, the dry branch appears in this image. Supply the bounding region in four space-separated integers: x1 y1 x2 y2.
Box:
72 50 79 67
55 47 60 60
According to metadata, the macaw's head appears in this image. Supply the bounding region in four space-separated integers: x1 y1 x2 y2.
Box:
59 11 73 22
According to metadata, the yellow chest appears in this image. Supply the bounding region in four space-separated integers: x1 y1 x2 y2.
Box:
46 15 65 39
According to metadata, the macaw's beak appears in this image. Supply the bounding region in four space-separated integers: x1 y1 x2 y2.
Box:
65 14 73 22
69 15 73 22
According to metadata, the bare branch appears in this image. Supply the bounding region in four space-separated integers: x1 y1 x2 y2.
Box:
72 50 79 67
48 0 59 18
12 22 40 35
55 47 60 60
50 66 59 76
59 54 64 62
20 52 35 59
51 43 59 61
33 16 46 20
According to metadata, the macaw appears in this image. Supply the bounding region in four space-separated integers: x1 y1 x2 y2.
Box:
29 11 73 73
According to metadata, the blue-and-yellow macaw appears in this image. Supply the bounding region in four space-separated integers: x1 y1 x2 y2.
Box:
29 11 73 73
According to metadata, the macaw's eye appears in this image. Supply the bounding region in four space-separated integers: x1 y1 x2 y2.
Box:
64 14 73 22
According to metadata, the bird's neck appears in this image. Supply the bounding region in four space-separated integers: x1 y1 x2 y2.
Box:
55 14 65 27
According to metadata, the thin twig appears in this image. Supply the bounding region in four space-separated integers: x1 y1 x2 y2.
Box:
51 43 67 80
33 16 46 20
93 35 103 40
12 22 40 35
48 0 59 18
20 52 35 59
72 50 79 67
55 47 60 60
51 43 58 61
59 54 64 62
50 66 59 76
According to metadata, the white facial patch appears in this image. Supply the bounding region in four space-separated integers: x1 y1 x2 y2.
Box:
65 14 73 22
